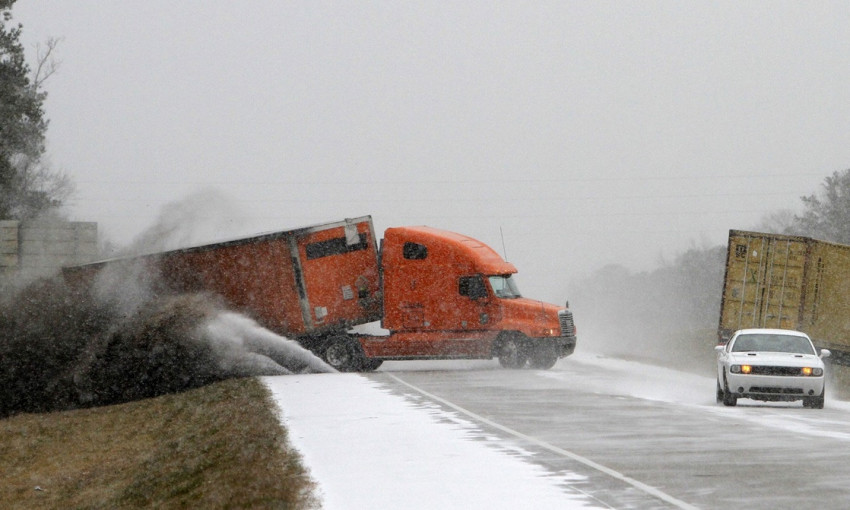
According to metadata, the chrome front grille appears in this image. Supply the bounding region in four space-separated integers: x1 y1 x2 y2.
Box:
558 310 575 337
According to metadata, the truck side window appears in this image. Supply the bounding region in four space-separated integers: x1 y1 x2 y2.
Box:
403 242 428 260
459 276 487 299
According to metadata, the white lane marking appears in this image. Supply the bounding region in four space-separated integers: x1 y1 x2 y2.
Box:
386 373 700 510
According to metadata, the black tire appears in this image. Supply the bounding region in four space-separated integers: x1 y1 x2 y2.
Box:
805 389 825 409
722 376 737 407
716 380 724 403
498 335 529 369
529 344 558 370
323 337 364 372
361 358 383 372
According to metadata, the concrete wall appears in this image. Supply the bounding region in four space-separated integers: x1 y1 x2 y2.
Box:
0 220 98 282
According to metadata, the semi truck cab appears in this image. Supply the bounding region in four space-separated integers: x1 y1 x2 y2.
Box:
355 226 576 369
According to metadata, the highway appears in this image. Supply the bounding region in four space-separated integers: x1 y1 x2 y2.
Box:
369 352 850 509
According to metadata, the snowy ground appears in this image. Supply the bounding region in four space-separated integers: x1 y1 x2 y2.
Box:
263 371 605 509
263 351 850 509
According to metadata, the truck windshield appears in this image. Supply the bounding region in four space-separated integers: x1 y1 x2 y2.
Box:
488 275 521 299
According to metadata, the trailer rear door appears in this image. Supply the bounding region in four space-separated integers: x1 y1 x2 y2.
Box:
294 218 381 333
719 231 809 339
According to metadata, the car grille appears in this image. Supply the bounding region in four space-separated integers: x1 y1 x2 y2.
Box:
748 386 804 395
558 310 575 336
749 366 809 376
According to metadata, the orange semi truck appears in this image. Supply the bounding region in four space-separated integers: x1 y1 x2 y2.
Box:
64 216 576 371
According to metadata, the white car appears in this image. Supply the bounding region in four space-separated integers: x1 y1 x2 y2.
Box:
715 328 830 408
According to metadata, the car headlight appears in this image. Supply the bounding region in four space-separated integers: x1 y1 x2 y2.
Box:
730 365 752 374
802 367 824 376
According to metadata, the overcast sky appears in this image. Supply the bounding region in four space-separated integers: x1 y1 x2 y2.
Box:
13 1 850 303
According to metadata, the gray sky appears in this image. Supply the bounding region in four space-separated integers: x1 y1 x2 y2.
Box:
14 1 850 303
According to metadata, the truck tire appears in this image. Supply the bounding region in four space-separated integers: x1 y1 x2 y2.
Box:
498 334 529 369
324 337 364 372
529 344 558 370
361 359 383 372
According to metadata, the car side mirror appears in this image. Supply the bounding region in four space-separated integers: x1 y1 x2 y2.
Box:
714 345 725 353
820 349 831 359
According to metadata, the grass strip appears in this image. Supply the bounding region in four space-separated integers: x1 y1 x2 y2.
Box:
0 377 319 509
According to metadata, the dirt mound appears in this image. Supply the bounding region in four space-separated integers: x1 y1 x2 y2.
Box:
0 276 332 418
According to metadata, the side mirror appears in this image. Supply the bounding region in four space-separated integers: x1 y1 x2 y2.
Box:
714 345 725 353
820 349 831 359
565 300 570 309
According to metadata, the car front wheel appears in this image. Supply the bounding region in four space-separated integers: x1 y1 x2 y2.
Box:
721 376 737 407
804 389 825 409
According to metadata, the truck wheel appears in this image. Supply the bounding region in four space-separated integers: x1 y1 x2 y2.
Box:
529 344 558 370
361 359 383 372
498 335 529 369
324 337 363 372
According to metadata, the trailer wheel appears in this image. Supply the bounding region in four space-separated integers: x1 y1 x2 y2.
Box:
529 344 558 370
498 334 529 369
324 337 363 372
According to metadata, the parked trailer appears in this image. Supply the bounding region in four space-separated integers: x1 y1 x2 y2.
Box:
64 216 576 371
718 229 850 363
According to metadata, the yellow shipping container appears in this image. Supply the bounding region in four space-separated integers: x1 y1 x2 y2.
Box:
719 230 850 362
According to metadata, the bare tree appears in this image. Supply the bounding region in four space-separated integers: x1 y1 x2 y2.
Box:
751 209 799 235
795 169 850 244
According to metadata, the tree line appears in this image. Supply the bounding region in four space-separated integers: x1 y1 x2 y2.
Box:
571 171 850 369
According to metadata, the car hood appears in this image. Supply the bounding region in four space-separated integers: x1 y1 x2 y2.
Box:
727 352 824 367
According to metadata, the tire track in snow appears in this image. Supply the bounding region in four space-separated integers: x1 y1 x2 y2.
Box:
386 372 700 510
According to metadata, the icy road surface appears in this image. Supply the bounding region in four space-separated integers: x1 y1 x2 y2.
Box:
265 351 850 509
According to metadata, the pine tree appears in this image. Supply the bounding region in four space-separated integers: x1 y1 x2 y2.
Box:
0 0 68 220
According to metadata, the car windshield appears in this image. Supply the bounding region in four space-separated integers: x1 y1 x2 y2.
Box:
488 275 522 299
731 333 815 355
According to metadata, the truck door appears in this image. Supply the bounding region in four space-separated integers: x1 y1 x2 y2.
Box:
457 275 501 330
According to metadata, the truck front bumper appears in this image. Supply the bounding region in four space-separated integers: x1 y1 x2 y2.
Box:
554 335 577 358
